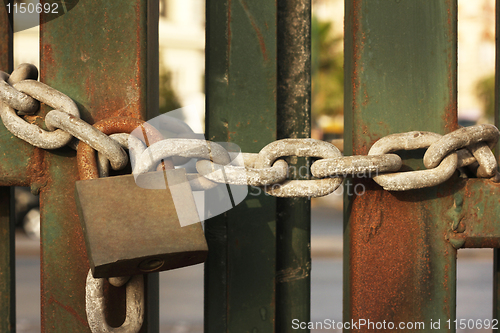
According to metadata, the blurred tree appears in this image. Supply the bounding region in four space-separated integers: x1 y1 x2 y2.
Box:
475 74 495 119
311 16 344 120
159 60 182 114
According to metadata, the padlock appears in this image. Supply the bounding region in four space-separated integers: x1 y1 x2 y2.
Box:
75 117 208 278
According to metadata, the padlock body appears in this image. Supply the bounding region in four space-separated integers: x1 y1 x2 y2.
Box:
75 169 207 278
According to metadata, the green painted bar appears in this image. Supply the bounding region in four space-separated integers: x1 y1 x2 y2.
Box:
205 0 277 331
0 0 34 187
39 1 159 331
276 0 311 331
344 1 458 331
0 2 15 332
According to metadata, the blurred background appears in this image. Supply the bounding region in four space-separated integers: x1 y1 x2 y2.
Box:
10 0 499 332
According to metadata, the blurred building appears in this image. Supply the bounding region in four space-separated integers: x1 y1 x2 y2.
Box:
458 0 496 122
313 0 496 124
13 0 206 116
13 0 497 124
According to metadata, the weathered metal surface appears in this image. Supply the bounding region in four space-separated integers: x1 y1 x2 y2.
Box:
76 117 168 181
205 0 278 331
368 132 458 191
443 180 500 248
46 110 128 169
108 275 131 288
423 124 499 168
456 148 477 168
276 0 311 328
0 67 39 114
39 1 161 331
98 133 147 177
0 0 35 188
0 3 15 332
344 0 458 331
311 154 402 178
0 80 79 149
133 139 231 175
196 159 288 186
7 63 38 86
86 271 144 333
467 142 498 178
257 139 342 197
75 170 207 278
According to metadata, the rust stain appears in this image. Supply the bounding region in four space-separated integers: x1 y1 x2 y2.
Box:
134 1 144 119
349 180 428 325
48 296 88 327
351 0 366 155
240 0 268 61
443 0 458 133
76 117 170 180
28 147 47 193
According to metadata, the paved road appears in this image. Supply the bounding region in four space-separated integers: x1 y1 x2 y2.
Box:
14 195 496 332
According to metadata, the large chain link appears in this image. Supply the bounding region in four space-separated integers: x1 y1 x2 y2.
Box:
1 64 499 198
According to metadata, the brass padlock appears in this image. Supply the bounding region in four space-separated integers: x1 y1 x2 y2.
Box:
75 118 208 278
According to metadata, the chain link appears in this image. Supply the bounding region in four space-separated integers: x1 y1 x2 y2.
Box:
1 64 500 197
0 64 39 115
86 270 144 333
0 79 80 149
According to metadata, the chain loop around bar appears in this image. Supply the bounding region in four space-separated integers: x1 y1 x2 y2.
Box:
423 124 499 171
368 132 458 191
0 63 499 196
0 64 39 115
0 80 80 149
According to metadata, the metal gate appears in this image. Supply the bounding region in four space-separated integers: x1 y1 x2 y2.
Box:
0 0 499 332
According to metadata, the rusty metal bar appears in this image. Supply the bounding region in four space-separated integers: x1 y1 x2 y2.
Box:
344 1 458 331
0 0 34 187
204 0 277 331
276 0 311 331
0 2 15 332
39 0 159 331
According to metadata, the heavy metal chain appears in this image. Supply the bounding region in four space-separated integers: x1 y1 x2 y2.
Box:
2 64 500 332
1 64 499 199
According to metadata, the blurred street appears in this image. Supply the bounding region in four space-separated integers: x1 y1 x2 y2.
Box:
15 194 494 333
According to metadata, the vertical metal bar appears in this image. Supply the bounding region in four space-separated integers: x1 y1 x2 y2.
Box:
0 2 15 332
0 187 15 333
145 1 160 331
39 0 159 331
276 0 311 331
494 0 500 326
344 1 458 331
205 0 277 332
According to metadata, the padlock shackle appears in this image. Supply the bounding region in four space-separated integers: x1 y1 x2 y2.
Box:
77 117 173 180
